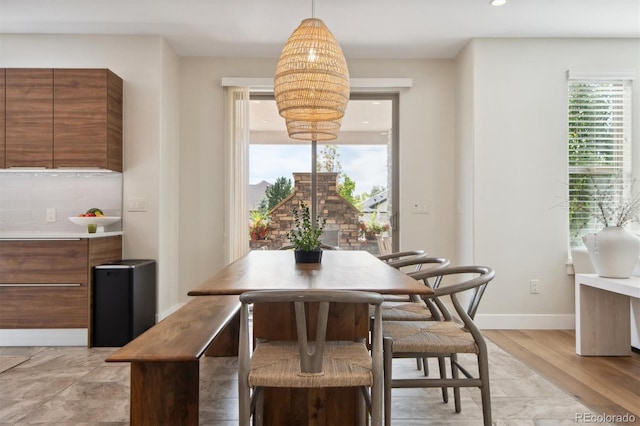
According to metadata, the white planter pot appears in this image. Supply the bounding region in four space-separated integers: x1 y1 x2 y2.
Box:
583 226 640 278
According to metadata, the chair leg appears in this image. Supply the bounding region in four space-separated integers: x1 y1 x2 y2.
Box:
415 357 430 375
239 381 250 426
437 356 448 403
371 359 383 426
383 338 393 426
357 387 366 426
371 382 382 426
478 349 492 426
422 357 429 376
450 354 461 413
255 387 264 426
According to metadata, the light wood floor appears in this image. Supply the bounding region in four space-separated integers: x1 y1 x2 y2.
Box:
484 329 640 424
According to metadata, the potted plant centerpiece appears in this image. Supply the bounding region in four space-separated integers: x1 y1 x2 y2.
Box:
286 201 327 263
582 180 640 278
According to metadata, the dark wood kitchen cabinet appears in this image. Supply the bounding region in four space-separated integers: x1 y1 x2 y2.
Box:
0 235 122 330
5 68 54 168
1 68 123 171
54 69 123 171
0 69 5 168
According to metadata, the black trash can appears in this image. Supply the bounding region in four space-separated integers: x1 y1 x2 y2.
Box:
92 259 157 347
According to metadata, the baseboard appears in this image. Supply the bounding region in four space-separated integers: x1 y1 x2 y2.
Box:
476 314 575 330
0 303 188 346
0 329 87 346
0 314 577 344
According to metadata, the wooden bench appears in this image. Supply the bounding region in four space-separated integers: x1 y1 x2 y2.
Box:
106 295 241 426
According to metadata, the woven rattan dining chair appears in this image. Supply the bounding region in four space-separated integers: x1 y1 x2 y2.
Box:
376 250 425 264
376 250 427 303
382 265 496 426
372 257 450 379
238 289 384 426
380 257 450 316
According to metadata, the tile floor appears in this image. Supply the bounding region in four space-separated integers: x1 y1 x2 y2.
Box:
0 339 608 425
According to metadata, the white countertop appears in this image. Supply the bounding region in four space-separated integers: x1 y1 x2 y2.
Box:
0 231 123 240
575 273 640 298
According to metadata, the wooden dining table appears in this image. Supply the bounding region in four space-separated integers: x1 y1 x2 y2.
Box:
189 250 432 425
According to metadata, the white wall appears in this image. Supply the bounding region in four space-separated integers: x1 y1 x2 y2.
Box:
349 60 456 267
454 40 476 268
4 34 639 329
0 34 181 317
459 38 640 329
178 58 457 300
0 171 122 232
158 40 181 316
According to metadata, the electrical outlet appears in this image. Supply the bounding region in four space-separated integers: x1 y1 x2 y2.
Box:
530 279 540 294
46 208 56 223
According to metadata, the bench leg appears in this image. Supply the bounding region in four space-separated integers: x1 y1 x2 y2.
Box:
130 360 199 426
205 308 240 357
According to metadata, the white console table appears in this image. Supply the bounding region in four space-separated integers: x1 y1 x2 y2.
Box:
575 274 640 356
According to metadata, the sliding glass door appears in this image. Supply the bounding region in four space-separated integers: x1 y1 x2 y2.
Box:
247 93 398 254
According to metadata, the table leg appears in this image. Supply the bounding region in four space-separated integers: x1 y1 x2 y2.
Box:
631 298 640 350
576 284 631 356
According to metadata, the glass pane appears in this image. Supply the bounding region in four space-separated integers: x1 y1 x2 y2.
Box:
248 97 393 254
567 80 632 247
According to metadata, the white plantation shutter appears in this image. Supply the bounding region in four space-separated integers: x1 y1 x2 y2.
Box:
567 74 633 246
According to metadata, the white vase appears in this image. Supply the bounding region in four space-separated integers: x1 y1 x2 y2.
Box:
582 226 640 278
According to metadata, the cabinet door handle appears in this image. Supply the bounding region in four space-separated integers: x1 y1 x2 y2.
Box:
0 283 82 287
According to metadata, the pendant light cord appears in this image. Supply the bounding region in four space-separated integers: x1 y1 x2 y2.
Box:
312 0 315 18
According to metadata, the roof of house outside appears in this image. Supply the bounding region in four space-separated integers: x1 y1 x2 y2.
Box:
362 190 388 213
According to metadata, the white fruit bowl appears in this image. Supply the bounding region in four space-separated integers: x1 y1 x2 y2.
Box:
68 216 121 233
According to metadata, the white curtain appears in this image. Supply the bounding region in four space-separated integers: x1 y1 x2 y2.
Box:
224 86 250 263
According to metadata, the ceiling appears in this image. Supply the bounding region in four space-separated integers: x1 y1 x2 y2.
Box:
250 98 393 143
1 0 638 59
3 0 637 139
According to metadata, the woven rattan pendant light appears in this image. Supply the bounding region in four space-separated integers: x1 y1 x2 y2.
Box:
275 1 349 227
274 5 350 127
286 118 341 141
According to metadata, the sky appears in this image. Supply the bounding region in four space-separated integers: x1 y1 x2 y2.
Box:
249 144 388 196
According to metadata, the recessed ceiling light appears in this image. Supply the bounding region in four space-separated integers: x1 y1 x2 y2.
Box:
372 101 381 105
490 0 507 5
362 121 369 124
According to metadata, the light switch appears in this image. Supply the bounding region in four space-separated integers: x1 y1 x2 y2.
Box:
128 198 148 212
410 202 429 214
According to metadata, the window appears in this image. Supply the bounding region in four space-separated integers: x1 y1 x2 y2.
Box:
568 74 633 247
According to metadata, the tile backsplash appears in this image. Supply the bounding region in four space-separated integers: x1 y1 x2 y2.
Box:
0 171 122 233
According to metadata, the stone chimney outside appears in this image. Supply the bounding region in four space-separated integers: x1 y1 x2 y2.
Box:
251 172 364 250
